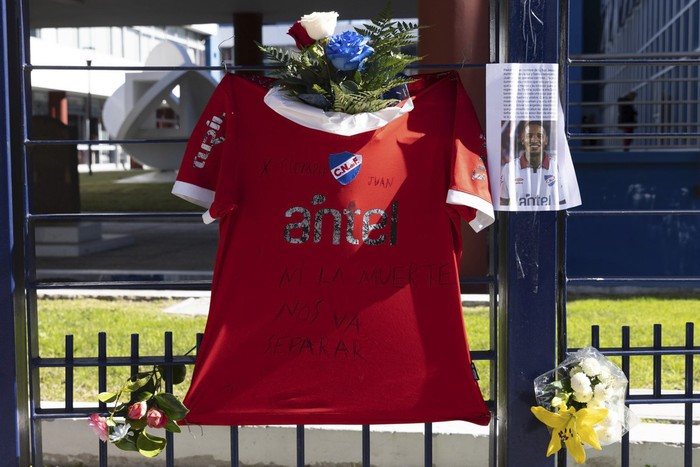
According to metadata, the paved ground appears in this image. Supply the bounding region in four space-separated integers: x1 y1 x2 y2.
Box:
35 220 218 283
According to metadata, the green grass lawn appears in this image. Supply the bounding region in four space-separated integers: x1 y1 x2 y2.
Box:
37 296 699 403
79 170 202 212
37 298 206 403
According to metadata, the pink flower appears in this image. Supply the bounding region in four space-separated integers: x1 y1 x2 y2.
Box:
127 401 147 420
88 413 109 442
146 408 168 429
287 21 314 49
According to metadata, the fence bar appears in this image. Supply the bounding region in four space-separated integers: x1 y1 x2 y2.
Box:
65 335 74 411
164 332 175 467
33 280 213 291
569 58 700 66
362 425 370 467
684 323 694 467
98 332 108 467
35 355 197 368
130 334 139 376
230 426 239 467
0 0 30 463
653 325 662 398
424 423 432 467
591 326 600 349
621 327 630 467
498 1 561 465
296 425 305 467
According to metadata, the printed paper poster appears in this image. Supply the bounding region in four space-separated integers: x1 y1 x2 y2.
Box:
486 63 581 211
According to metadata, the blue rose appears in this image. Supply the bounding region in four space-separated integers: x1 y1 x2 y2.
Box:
325 31 374 71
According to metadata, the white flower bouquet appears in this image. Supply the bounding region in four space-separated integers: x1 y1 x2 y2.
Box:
531 347 639 464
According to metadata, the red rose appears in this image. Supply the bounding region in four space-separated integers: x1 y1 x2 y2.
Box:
288 21 314 49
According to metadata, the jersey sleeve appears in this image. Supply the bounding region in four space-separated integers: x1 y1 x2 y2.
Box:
172 74 234 223
445 81 495 232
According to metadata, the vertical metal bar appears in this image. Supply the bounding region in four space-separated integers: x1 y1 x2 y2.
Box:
498 212 559 467
296 425 305 467
653 324 662 398
497 5 560 467
424 422 432 467
0 0 30 464
684 322 693 467
230 426 239 467
362 425 370 467
591 325 600 349
164 332 174 467
130 334 139 377
65 335 74 411
621 326 630 467
488 215 499 466
98 332 108 467
556 217 567 464
557 211 568 362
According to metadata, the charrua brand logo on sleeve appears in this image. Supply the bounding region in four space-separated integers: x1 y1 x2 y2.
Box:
193 113 225 169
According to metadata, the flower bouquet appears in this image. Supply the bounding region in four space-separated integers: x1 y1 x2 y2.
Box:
88 365 189 458
531 347 639 464
258 5 421 114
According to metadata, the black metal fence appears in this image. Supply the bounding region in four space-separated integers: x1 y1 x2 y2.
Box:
33 330 501 466
31 322 698 466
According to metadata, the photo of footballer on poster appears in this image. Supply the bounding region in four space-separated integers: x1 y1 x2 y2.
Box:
486 63 581 211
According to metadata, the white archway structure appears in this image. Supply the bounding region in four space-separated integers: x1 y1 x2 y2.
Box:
102 41 217 171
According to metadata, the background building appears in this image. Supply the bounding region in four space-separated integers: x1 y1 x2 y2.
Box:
29 24 216 169
570 0 700 151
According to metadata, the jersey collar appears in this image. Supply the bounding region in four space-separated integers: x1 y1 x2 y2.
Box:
263 86 414 136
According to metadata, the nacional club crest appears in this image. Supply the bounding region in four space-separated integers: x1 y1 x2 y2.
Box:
544 174 556 187
329 151 362 186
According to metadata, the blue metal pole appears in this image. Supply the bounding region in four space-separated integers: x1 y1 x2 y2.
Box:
497 1 561 466
0 0 30 465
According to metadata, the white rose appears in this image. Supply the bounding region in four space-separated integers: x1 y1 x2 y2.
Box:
598 365 611 383
581 357 602 377
570 372 592 393
300 11 339 40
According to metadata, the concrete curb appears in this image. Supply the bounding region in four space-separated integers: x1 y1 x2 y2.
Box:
40 416 699 466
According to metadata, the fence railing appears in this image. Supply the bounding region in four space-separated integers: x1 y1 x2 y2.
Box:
31 318 698 466
32 328 496 467
585 322 697 467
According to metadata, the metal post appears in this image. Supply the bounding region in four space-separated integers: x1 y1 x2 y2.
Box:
0 0 30 465
497 1 561 466
85 50 93 175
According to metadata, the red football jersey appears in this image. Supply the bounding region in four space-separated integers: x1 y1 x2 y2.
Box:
173 72 494 426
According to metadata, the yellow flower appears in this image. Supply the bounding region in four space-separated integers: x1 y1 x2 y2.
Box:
531 404 609 464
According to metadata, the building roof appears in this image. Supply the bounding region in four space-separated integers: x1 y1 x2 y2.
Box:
29 0 418 28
